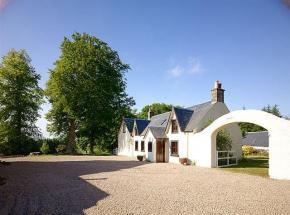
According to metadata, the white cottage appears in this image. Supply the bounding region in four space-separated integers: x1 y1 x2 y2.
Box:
118 81 242 165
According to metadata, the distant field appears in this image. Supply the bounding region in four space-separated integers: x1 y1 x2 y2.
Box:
221 155 269 177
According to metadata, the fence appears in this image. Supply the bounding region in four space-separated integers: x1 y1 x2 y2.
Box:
216 151 237 167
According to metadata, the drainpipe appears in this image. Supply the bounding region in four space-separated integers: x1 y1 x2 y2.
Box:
186 132 189 159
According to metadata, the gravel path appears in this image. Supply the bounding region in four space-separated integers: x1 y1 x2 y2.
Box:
0 156 290 215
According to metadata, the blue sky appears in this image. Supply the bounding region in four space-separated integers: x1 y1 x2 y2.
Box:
1 0 290 137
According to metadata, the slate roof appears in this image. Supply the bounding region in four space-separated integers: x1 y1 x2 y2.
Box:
242 131 269 147
123 101 214 137
141 111 171 138
185 101 213 131
173 107 194 131
149 126 167 139
124 118 135 133
135 119 150 135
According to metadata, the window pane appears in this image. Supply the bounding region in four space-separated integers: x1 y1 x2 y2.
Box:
148 142 152 152
172 120 178 133
171 141 178 156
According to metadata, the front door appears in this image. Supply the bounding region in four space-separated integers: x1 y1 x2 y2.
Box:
156 139 165 162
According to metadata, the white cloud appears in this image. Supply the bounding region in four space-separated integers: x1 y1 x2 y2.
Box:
187 57 203 75
167 57 204 78
167 65 183 77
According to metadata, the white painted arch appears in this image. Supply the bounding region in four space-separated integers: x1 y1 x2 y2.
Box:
199 110 290 180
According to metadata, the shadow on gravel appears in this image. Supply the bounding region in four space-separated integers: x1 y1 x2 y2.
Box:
0 159 147 214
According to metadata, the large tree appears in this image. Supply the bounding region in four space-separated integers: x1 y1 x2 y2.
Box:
138 103 172 119
0 50 43 154
46 33 134 154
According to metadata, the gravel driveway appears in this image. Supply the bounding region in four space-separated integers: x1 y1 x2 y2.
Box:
0 155 290 215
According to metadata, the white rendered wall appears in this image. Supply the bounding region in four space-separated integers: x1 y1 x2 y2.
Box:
166 110 187 163
118 126 134 157
199 110 290 180
188 102 242 165
143 130 156 162
133 135 145 157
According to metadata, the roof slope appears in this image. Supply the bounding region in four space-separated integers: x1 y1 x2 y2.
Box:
135 119 150 135
124 118 135 133
141 111 171 138
185 101 214 131
150 126 167 138
173 107 194 131
124 101 214 136
242 131 269 147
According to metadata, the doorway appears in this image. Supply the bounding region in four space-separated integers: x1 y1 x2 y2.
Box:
156 139 165 162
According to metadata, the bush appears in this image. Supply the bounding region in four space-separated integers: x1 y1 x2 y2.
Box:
94 145 111 156
38 138 66 154
56 144 66 154
40 142 50 154
242 145 254 156
0 141 11 155
76 137 90 154
216 130 232 151
254 149 269 156
0 136 40 155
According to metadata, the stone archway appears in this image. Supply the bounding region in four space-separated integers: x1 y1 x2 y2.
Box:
199 110 290 180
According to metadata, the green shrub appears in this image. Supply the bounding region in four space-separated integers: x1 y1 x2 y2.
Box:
216 130 232 151
56 144 66 154
0 135 40 155
93 145 110 156
40 141 50 154
255 149 269 156
76 137 90 154
38 138 66 154
0 141 11 155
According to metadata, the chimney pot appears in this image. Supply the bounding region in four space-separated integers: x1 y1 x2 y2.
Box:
148 108 154 120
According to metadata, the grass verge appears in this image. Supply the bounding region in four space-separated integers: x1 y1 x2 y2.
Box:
221 155 269 177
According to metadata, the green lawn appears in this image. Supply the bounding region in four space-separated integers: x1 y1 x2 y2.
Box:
221 155 269 177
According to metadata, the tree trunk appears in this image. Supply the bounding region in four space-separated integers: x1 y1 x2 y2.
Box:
89 137 95 155
66 119 76 154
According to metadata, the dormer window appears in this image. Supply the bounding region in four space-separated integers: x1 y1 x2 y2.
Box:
171 119 178 133
134 126 138 136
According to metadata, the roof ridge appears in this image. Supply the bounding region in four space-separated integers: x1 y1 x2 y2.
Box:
187 101 211 109
174 106 194 111
150 111 171 118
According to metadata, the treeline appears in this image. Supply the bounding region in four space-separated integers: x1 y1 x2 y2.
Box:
239 105 284 136
0 33 134 155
